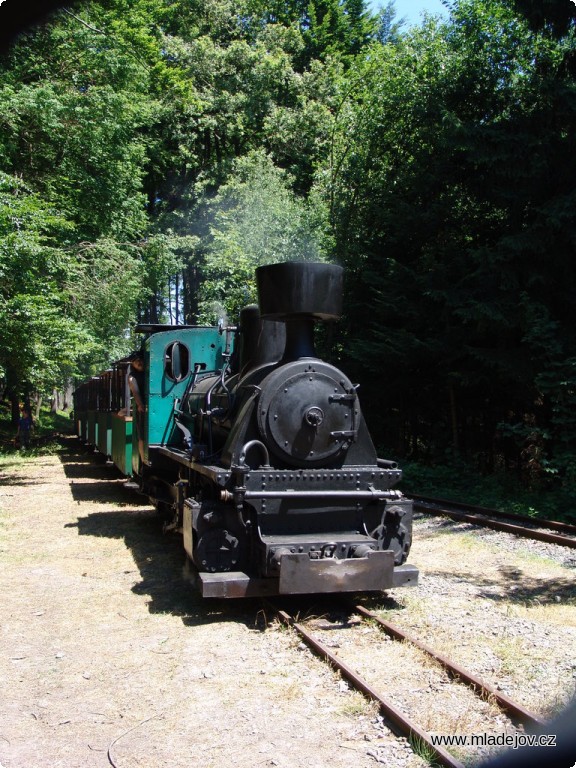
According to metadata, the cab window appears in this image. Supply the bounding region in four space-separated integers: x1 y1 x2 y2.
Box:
164 341 190 382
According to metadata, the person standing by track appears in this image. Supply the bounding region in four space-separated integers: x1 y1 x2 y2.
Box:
16 407 33 449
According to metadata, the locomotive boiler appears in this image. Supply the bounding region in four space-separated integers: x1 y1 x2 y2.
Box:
74 261 418 598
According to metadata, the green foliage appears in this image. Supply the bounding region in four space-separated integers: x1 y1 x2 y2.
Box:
0 3 164 387
315 0 576 486
512 0 576 39
535 359 576 487
239 0 378 67
0 293 93 390
0 172 72 294
1 0 575 504
0 9 154 240
401 459 576 523
0 172 93 396
376 1 404 44
65 238 144 363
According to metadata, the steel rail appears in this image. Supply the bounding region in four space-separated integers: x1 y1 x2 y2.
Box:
353 605 546 729
273 606 466 768
413 500 576 550
411 494 576 537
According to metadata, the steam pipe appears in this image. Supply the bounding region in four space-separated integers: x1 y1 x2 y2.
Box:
238 440 270 469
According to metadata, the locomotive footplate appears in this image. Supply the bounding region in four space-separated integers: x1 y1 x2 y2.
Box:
192 570 281 599
190 557 418 598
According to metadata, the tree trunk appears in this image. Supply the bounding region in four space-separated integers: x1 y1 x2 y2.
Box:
448 380 460 457
175 274 180 325
9 390 20 426
183 262 201 324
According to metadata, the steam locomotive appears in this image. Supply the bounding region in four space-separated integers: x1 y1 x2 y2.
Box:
73 262 418 597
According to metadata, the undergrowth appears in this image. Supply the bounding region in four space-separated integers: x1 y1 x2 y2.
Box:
399 459 576 525
0 403 74 458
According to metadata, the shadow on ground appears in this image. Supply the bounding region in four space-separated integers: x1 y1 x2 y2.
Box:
59 438 264 629
422 566 575 605
417 518 576 603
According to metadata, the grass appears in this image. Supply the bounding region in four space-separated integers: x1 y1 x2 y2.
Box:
338 689 378 717
507 598 576 627
493 635 531 678
409 734 442 766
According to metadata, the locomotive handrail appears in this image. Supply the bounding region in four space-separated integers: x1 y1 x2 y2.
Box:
241 489 394 500
377 458 399 470
238 439 270 469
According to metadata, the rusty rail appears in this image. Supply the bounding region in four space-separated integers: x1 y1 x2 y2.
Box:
273 606 466 768
353 605 545 729
412 496 576 549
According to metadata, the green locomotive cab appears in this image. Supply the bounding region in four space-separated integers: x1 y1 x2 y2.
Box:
142 324 224 454
127 325 226 518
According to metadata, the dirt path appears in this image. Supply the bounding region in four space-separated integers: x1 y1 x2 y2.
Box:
1 440 575 768
0 440 423 768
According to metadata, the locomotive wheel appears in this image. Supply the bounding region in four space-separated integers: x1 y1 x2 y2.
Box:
155 500 174 523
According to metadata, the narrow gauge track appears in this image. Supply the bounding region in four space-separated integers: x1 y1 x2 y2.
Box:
411 495 576 549
267 601 546 768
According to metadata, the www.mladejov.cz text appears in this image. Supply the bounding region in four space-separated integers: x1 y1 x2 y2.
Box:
430 733 557 749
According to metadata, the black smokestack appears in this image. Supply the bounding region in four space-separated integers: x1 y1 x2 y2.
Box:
255 262 343 361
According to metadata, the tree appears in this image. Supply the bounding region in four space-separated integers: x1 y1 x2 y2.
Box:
315 0 576 485
0 172 93 416
0 2 161 387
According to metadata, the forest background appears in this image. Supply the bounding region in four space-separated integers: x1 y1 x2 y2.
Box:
1 0 575 514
